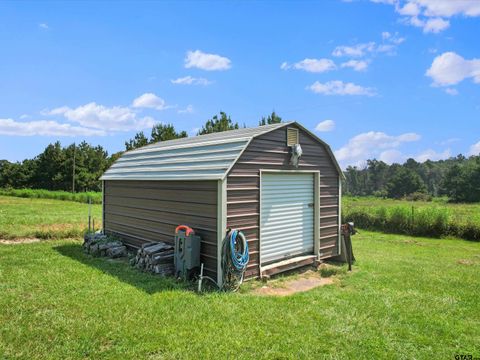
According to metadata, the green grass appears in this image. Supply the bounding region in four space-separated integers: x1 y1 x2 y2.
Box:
343 196 480 224
0 188 102 204
1 232 479 359
2 192 479 241
343 196 480 241
0 195 102 239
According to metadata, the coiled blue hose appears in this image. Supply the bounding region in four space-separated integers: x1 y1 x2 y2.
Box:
222 229 249 291
229 229 249 270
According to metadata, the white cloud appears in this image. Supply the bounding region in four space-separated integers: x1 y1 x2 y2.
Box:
335 129 455 167
376 44 396 54
341 59 368 71
415 0 480 18
43 106 70 116
414 148 451 162
439 137 460 145
390 36 406 45
132 93 169 111
0 118 105 137
332 42 376 57
332 32 404 59
379 149 406 164
422 17 450 33
19 114 30 119
397 133 422 142
281 58 336 73
379 148 451 164
335 131 421 167
38 23 49 30
397 2 420 16
382 31 392 40
426 52 480 86
308 80 377 96
184 50 231 71
178 105 194 114
171 76 212 86
48 102 155 131
469 141 480 156
315 120 335 132
371 0 480 33
444 88 458 96
404 15 426 28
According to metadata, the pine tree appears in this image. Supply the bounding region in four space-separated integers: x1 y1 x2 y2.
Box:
198 112 239 135
259 111 282 126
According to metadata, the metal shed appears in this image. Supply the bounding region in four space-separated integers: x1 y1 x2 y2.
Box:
100 122 343 285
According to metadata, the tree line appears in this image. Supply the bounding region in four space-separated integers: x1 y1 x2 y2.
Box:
0 111 282 192
343 156 480 202
124 111 281 150
3 109 477 203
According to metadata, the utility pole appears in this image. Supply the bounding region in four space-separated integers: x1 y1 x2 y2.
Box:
72 142 76 193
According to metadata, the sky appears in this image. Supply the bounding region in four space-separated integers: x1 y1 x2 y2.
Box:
0 0 479 168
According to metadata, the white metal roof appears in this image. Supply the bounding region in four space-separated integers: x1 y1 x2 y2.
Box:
101 122 343 181
100 122 291 181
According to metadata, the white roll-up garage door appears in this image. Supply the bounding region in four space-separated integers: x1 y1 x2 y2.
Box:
260 173 315 265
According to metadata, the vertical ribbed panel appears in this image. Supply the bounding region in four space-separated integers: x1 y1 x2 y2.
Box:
260 173 314 265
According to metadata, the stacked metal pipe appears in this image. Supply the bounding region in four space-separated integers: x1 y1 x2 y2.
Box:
129 242 174 276
83 232 127 258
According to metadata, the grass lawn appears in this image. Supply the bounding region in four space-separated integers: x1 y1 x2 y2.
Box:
1 232 479 359
0 195 102 239
0 188 102 204
344 196 480 225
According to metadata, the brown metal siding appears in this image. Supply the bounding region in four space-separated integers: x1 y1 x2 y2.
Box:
104 180 218 277
226 125 340 278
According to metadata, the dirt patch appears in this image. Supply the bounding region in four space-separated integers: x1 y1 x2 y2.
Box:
37 223 78 231
402 239 424 246
0 238 41 245
457 259 476 266
0 237 80 244
253 274 334 296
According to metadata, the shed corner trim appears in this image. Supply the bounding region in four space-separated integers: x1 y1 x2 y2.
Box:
216 178 227 287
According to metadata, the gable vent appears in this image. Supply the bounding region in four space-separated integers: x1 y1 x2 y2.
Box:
287 128 299 146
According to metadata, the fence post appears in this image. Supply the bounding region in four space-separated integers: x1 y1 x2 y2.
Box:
411 205 415 234
88 197 92 233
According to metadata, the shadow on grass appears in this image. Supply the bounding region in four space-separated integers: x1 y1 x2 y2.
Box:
55 243 191 295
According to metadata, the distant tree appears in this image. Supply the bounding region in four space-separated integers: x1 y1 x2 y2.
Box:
108 151 123 166
198 112 239 135
32 141 66 190
259 111 282 126
386 167 426 199
366 159 389 194
0 141 113 192
0 160 10 186
125 124 188 151
344 165 363 196
150 124 187 143
404 158 420 171
442 160 480 202
125 131 149 151
0 160 35 188
70 142 110 192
